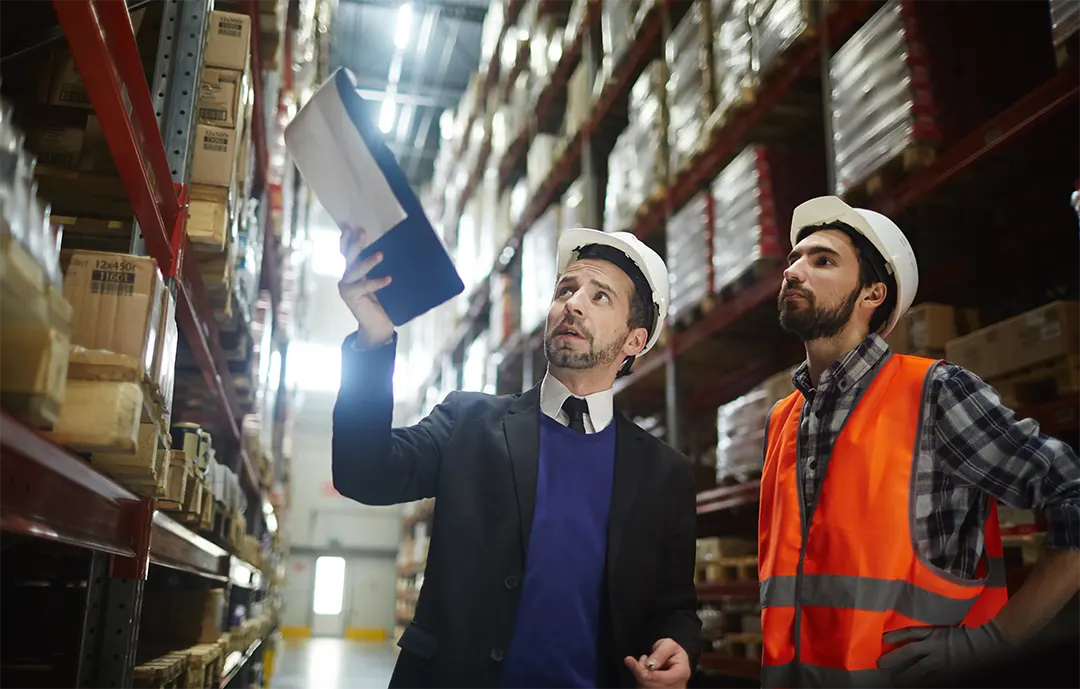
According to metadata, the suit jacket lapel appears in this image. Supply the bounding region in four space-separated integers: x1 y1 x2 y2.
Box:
503 383 542 562
607 413 647 582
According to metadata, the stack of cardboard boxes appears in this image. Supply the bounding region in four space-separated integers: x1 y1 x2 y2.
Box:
189 11 254 322
48 251 179 498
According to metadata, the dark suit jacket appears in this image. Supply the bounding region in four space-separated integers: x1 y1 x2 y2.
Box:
332 334 702 688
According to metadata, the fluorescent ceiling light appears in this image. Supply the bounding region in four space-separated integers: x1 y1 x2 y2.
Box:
379 98 396 134
394 3 413 50
396 104 413 140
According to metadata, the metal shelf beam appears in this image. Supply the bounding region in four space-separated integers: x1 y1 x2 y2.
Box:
51 0 183 277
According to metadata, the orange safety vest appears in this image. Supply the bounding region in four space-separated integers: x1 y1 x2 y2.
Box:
758 354 1008 688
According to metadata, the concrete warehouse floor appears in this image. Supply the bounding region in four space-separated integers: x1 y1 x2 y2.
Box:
270 637 398 689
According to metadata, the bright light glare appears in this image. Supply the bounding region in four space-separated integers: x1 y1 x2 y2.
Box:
379 98 396 134
309 227 346 276
313 557 346 615
394 4 413 50
288 341 343 393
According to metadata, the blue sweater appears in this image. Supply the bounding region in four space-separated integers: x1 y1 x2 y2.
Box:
499 415 617 688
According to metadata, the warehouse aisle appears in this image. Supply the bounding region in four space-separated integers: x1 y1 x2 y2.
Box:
271 637 398 688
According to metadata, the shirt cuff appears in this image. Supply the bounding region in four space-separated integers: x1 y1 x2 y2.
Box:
1042 503 1080 550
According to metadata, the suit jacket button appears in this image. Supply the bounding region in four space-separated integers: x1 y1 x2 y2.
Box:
504 575 519 589
490 648 504 662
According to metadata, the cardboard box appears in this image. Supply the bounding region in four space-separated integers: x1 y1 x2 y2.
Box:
141 588 226 646
62 252 165 380
191 124 240 188
48 10 146 109
49 381 143 453
48 47 95 109
945 301 1079 381
0 325 71 428
187 184 232 250
205 11 252 71
26 124 85 168
198 68 243 128
79 115 115 174
762 366 799 408
887 303 980 357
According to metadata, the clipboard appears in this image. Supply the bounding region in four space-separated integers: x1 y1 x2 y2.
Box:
284 67 464 326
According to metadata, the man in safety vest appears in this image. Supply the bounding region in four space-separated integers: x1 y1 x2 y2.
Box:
758 195 1080 687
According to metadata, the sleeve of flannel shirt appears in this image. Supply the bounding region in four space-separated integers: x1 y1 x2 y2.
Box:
931 363 1080 550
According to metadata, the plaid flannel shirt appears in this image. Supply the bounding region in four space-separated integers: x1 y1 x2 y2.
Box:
790 333 1080 579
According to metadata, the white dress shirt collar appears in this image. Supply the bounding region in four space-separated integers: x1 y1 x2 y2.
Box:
539 372 615 433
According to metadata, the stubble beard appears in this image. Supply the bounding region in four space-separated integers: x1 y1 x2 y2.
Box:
778 285 861 342
544 327 628 370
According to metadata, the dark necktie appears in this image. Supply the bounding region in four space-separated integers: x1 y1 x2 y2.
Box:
561 396 588 434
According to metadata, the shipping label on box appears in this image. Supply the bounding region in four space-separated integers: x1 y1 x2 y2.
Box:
48 48 94 109
62 252 165 380
27 124 85 168
205 11 252 71
191 124 239 188
198 67 243 128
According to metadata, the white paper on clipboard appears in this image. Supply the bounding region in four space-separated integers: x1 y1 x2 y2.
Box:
284 70 407 245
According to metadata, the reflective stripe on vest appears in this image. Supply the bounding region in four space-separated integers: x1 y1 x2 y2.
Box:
758 354 1009 688
762 662 893 689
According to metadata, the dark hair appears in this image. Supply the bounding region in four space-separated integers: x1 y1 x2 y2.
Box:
627 284 651 334
797 222 897 334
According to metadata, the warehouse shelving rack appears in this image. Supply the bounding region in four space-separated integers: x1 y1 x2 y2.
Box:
416 1 1079 680
0 1 281 686
420 0 1080 446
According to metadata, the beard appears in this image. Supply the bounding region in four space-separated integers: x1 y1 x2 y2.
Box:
778 283 861 341
544 321 628 370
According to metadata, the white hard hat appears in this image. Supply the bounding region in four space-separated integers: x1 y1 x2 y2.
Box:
557 228 670 357
790 196 919 338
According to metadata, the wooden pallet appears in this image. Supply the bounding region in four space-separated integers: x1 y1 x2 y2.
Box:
132 651 188 689
990 355 1080 408
844 144 937 205
92 425 172 500
700 556 758 584
159 450 198 516
182 643 222 689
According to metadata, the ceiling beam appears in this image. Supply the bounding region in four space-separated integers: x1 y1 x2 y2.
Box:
339 0 487 24
351 76 462 108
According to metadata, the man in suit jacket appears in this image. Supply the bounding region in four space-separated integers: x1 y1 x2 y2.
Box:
332 226 701 688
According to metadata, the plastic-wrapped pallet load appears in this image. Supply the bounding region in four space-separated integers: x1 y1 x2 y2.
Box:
601 0 641 84
829 0 941 197
666 191 711 320
462 335 490 393
710 0 756 127
562 177 598 232
711 143 825 293
751 0 810 77
667 2 715 177
627 61 669 214
711 148 767 291
716 385 769 483
1050 0 1080 48
604 129 637 232
519 205 561 335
